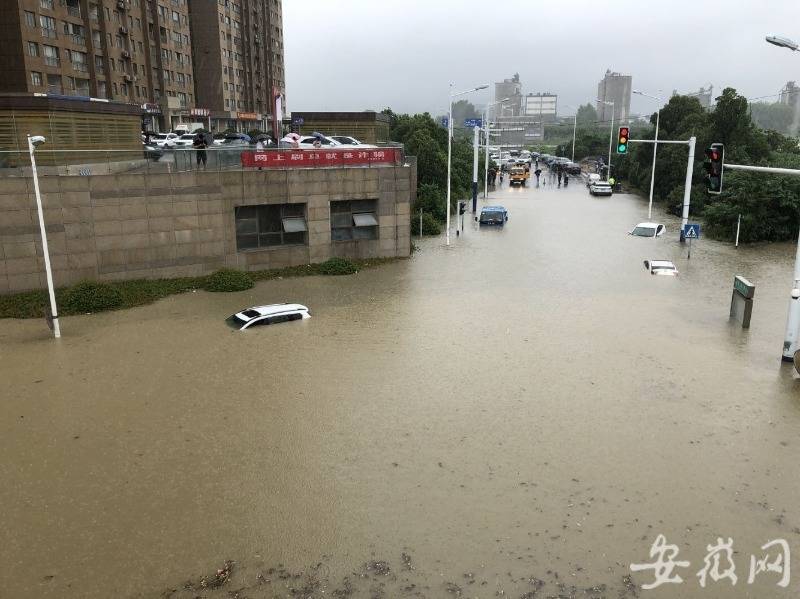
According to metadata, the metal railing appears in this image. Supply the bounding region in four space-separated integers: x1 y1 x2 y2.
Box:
44 56 60 67
0 144 406 178
40 27 58 39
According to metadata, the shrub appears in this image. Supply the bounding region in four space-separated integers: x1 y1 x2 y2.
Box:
411 212 442 236
317 257 358 276
62 281 124 313
203 268 254 292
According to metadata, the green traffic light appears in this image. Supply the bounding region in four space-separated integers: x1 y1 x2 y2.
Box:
618 144 627 153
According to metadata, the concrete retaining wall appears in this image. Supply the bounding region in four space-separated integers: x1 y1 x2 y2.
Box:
0 164 413 293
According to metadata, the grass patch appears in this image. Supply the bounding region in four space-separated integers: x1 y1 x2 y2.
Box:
0 258 399 319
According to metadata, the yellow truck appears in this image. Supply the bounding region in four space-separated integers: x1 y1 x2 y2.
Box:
509 165 530 186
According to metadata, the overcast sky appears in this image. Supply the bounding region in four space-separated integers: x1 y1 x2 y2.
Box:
284 0 799 117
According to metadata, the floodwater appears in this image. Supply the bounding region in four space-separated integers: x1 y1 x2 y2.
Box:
2 173 800 599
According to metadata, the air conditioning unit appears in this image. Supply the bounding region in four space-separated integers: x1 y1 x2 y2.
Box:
119 26 129 35
123 74 133 82
121 50 131 59
116 0 127 9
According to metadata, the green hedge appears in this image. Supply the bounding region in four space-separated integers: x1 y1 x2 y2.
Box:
203 268 254 292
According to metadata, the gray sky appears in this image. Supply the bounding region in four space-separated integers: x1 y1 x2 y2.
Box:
284 0 799 116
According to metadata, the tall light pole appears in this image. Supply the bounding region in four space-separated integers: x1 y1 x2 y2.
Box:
599 100 615 181
28 134 60 339
561 104 579 162
483 98 509 199
633 90 663 220
446 83 489 246
766 33 800 360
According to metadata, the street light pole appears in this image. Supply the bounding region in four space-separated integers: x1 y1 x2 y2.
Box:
599 100 615 181
28 134 60 339
571 113 577 162
483 98 509 199
633 90 664 220
446 83 489 246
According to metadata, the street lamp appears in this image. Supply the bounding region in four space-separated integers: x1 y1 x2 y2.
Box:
27 134 61 339
599 100 615 181
561 105 579 163
484 97 509 199
446 83 489 246
766 35 798 51
633 90 664 220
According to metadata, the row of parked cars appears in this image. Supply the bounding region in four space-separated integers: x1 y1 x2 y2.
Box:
145 131 371 150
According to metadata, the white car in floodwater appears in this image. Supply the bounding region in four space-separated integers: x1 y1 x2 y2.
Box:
226 304 310 330
629 222 666 238
643 260 679 276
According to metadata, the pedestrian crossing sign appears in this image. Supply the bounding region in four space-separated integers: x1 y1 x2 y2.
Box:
683 224 700 239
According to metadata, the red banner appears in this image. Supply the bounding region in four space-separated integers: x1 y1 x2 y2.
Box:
240 148 400 169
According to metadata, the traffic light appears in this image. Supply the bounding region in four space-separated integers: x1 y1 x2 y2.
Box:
704 143 724 194
458 201 466 215
617 126 630 154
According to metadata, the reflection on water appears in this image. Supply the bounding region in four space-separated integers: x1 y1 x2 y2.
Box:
2 181 800 598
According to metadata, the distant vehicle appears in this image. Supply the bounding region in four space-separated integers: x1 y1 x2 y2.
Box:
565 162 582 175
509 165 529 186
174 122 204 134
589 181 613 196
226 304 311 330
151 132 179 148
586 173 601 187
643 260 679 276
172 133 197 148
331 135 364 145
297 135 342 149
142 143 162 161
478 205 508 225
630 222 666 238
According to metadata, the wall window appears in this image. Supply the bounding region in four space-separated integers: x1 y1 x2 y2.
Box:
40 0 54 9
31 71 43 86
235 204 307 250
28 42 39 57
330 200 379 241
24 11 36 27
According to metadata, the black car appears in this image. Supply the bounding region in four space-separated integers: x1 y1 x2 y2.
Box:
478 205 508 225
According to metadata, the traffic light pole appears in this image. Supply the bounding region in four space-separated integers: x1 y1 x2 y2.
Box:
724 162 800 361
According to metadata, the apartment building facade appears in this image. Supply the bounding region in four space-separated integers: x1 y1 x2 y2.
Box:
189 0 285 134
596 69 632 123
1 0 196 131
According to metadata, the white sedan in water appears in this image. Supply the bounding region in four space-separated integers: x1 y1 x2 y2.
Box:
643 260 679 276
629 222 666 237
226 303 310 330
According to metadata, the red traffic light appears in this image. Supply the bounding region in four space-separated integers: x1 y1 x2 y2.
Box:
619 127 629 136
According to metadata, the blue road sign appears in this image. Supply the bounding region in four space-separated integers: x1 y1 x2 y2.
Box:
683 224 701 239
440 117 449 128
292 117 304 125
464 118 483 128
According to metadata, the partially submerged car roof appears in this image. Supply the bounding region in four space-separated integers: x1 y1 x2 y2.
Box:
482 205 506 211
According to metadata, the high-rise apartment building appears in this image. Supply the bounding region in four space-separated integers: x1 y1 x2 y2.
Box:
524 92 557 122
189 0 285 133
780 81 799 108
494 73 522 118
597 70 631 123
1 0 196 131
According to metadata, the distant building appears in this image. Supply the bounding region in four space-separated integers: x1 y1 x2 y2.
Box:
780 81 800 107
524 92 557 122
492 115 542 151
672 85 714 109
494 73 522 118
596 70 632 123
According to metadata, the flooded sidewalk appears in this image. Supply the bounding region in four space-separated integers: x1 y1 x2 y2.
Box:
2 181 800 598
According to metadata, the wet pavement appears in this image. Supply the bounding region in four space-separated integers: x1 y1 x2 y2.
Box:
2 172 800 598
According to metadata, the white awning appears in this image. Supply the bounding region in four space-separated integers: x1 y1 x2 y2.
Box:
353 212 378 227
282 217 307 233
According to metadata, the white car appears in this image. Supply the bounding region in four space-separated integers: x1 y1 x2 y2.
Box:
151 132 179 148
629 222 666 237
172 133 197 148
226 303 310 330
331 135 363 145
589 181 613 196
297 135 342 149
643 260 679 276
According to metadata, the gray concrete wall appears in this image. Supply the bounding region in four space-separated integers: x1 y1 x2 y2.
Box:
0 165 413 293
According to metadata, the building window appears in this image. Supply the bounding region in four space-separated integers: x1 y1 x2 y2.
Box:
25 11 36 27
235 204 307 250
40 0 54 9
28 42 39 57
330 200 379 241
31 71 43 86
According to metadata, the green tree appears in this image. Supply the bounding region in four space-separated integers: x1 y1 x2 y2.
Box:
576 103 598 125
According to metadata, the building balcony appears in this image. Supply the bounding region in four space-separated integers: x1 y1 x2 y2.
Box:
67 6 82 18
43 56 60 67
72 62 89 73
46 85 63 94
40 28 58 40
68 34 86 46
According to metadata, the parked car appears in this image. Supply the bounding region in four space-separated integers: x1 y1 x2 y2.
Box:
565 162 582 175
151 132 179 148
173 133 197 148
226 304 311 330
589 181 613 196
331 135 364 145
629 222 666 238
478 205 508 225
297 135 342 149
643 260 679 276
142 143 163 162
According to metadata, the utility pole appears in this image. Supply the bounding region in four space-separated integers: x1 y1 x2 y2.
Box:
472 125 479 213
680 136 696 240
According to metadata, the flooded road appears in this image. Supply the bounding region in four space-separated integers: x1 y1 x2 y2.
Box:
2 175 800 598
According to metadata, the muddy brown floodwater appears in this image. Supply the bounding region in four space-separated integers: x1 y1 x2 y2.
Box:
2 177 800 599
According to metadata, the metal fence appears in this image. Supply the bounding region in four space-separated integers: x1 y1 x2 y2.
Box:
0 144 406 178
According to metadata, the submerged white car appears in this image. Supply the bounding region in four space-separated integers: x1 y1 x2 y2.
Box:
643 260 679 276
589 181 613 196
226 303 310 330
629 222 666 237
